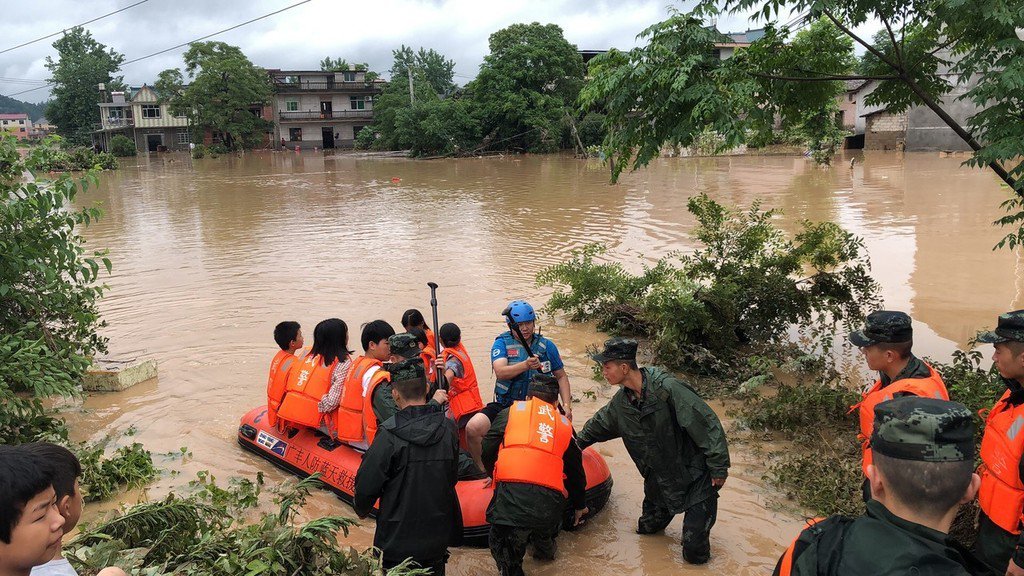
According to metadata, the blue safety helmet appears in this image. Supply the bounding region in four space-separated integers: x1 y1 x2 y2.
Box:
506 300 536 323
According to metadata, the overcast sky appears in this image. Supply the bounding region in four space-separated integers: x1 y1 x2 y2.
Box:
0 0 879 104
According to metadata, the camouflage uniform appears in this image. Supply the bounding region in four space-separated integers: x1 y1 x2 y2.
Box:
773 397 991 576
975 311 1024 572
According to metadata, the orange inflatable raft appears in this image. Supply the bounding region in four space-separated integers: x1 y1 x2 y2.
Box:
238 405 613 546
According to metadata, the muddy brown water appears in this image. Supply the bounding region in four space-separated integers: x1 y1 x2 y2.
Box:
64 150 1021 574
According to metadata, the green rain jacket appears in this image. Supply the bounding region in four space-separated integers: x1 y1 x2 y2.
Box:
578 366 730 512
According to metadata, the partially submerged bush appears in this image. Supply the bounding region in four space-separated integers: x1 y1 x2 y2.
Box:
742 381 859 434
766 434 864 518
109 135 136 157
538 194 881 372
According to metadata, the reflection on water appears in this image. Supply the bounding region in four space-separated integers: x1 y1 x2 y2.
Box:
66 150 1020 575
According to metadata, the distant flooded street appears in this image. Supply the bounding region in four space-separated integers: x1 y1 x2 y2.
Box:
68 150 1020 575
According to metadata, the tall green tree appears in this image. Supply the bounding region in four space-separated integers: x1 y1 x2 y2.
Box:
390 45 457 97
45 27 125 145
469 23 585 152
155 42 272 150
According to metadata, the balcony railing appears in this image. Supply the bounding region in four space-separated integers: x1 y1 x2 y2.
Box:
100 117 134 128
273 80 377 92
278 110 373 121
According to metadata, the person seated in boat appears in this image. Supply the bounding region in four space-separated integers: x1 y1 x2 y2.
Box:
372 333 448 425
402 308 436 351
274 318 353 434
354 359 461 576
335 320 398 449
409 327 438 389
438 322 484 429
266 321 303 427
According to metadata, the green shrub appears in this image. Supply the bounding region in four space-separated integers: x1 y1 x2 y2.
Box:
77 442 156 502
354 126 376 150
108 135 136 157
577 112 606 148
742 380 859 433
208 143 228 155
766 434 864 517
539 194 881 372
191 144 207 159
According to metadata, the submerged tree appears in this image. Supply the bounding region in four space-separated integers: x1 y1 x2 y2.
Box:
155 42 273 150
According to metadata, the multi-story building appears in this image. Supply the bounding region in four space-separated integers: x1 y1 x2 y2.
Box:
268 68 384 149
29 117 54 139
94 85 191 152
0 113 31 140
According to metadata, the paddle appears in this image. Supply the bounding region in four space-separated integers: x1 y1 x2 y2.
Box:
427 282 449 391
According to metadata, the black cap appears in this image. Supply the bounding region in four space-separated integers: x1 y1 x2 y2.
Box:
977 310 1024 344
849 311 913 347
591 337 638 363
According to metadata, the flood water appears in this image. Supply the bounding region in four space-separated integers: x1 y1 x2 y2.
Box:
65 150 1021 575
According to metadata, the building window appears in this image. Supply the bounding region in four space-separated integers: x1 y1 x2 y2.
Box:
177 131 190 144
286 100 298 111
289 127 302 141
108 107 124 120
350 96 365 110
141 105 161 119
282 75 298 84
343 71 357 82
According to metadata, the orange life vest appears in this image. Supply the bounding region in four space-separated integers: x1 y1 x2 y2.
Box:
442 343 484 420
276 354 336 429
425 328 436 353
777 517 826 576
493 397 573 496
421 347 437 384
850 363 948 476
336 355 388 443
361 369 391 445
266 349 297 427
978 389 1024 534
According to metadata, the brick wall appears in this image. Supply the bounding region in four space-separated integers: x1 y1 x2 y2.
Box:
864 112 907 150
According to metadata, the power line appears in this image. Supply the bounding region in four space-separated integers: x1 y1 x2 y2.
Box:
0 0 150 56
1 0 314 99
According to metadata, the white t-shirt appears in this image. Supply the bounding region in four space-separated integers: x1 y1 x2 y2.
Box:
31 558 78 576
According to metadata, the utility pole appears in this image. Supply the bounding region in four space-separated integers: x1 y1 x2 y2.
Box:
407 67 415 104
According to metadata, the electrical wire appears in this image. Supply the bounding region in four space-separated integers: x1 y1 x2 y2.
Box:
0 0 150 55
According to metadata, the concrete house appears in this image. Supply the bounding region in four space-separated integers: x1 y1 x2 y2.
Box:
268 68 384 149
0 113 31 140
94 85 191 152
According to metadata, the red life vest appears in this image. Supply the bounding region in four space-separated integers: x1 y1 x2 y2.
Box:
277 354 336 429
850 363 948 476
336 355 388 443
978 389 1024 534
266 349 297 427
493 398 573 496
442 343 484 420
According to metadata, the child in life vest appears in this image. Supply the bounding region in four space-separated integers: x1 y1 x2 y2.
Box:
266 321 303 427
437 322 484 429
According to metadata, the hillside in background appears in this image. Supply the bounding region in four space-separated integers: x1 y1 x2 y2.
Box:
0 94 49 120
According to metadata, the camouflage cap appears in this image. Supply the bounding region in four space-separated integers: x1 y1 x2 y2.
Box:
849 310 913 347
528 373 561 396
977 309 1024 344
389 357 425 384
871 397 974 463
388 332 420 359
591 337 638 363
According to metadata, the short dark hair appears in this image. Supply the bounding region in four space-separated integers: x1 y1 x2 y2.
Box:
876 340 913 360
391 376 427 402
874 452 973 521
361 320 396 352
401 309 427 330
1004 340 1024 358
606 358 639 370
439 322 461 347
408 327 429 347
22 443 80 502
274 321 301 350
0 445 54 544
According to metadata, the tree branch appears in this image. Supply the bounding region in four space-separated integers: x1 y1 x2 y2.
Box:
880 11 903 65
822 10 904 73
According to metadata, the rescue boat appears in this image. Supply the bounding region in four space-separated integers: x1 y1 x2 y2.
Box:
238 405 613 546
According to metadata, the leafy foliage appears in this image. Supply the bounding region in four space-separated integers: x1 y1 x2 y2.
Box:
70 474 429 576
109 135 136 157
469 22 585 153
155 42 272 150
77 442 157 502
538 194 880 372
390 46 457 97
320 57 379 81
45 27 126 145
0 135 110 443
